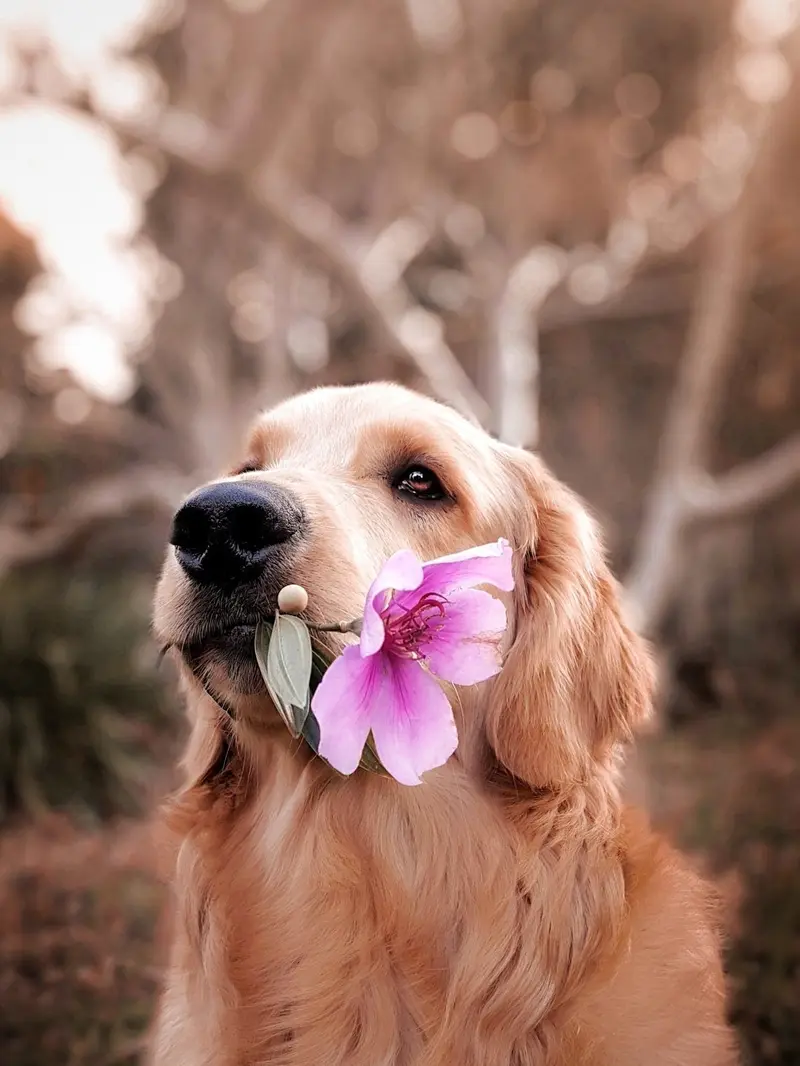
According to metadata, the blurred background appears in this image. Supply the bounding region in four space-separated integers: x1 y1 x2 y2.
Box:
0 0 798 1062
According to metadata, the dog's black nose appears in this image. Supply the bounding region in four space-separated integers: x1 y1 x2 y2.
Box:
170 481 304 586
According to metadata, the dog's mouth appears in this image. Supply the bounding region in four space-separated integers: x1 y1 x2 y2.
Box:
183 622 258 654
178 620 261 661
175 622 264 698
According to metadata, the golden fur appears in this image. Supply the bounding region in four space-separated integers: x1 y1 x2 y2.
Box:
150 383 737 1066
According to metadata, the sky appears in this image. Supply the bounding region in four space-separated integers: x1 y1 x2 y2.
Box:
0 0 173 403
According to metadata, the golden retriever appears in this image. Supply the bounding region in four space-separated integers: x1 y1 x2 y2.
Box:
150 383 737 1066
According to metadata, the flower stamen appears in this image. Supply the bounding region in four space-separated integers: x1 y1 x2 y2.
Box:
384 591 449 657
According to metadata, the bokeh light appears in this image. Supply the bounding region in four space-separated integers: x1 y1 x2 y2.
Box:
450 112 500 160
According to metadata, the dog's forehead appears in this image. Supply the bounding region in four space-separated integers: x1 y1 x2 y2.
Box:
248 385 491 467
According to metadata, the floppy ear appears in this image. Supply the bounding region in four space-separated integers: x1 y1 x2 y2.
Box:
485 447 654 789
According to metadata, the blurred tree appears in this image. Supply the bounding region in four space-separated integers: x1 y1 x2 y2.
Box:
0 0 797 751
0 0 799 1061
0 213 174 821
0 564 173 820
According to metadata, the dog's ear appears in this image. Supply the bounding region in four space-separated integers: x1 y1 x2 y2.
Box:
485 447 654 789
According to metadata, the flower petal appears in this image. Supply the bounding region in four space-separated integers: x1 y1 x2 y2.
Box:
394 539 514 614
312 645 381 775
420 588 508 685
370 657 458 786
360 549 424 658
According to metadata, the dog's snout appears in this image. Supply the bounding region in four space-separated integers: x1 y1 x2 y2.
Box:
170 481 303 587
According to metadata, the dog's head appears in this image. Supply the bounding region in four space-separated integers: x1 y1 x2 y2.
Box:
154 383 652 789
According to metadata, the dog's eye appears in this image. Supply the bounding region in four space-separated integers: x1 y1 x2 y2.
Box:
394 465 446 502
231 460 261 476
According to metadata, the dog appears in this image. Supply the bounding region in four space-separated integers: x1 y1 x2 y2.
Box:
150 383 737 1065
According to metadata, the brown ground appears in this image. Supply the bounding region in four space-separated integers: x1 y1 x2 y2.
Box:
0 818 168 1066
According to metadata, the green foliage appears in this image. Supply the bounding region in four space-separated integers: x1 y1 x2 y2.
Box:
0 566 174 821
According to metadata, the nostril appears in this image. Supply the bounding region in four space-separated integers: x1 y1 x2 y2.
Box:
171 505 210 556
227 503 274 555
169 480 304 585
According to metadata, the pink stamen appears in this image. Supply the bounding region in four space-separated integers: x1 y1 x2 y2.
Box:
383 591 449 658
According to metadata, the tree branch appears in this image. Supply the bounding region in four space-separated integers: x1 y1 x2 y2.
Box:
537 269 785 334
113 108 489 425
0 469 188 578
255 179 489 424
624 73 797 636
494 246 565 447
683 434 800 520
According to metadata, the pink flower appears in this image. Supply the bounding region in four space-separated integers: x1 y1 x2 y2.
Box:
311 539 514 785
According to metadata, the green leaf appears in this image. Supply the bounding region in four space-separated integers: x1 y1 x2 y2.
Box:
254 615 312 737
255 620 294 735
300 706 322 753
256 619 388 777
270 613 313 706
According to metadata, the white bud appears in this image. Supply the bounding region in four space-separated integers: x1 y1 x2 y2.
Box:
277 584 309 614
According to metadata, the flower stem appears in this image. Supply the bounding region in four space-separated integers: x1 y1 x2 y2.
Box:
306 618 363 636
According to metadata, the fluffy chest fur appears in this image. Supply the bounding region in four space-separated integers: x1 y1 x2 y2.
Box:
156 741 630 1066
